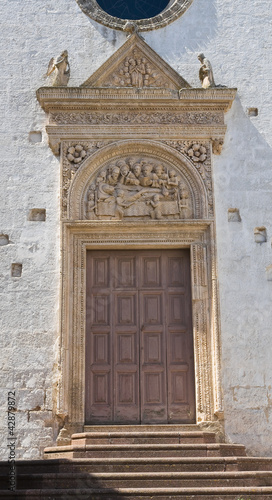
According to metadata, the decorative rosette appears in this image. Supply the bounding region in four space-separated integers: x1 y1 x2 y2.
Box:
187 143 207 162
67 145 87 164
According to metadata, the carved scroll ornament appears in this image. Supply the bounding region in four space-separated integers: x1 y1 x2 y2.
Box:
84 157 192 221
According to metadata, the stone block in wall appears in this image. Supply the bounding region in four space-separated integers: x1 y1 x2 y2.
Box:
28 209 46 221
0 234 9 245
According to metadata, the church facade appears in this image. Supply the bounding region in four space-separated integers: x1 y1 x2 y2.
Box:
1 0 272 460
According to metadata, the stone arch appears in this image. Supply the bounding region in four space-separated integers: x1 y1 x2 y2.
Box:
68 140 209 221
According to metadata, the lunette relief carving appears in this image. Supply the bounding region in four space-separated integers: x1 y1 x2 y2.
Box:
84 157 192 221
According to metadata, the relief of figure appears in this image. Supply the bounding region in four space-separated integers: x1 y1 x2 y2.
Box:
167 170 179 187
124 56 146 87
46 50 70 87
179 183 190 218
198 53 215 89
97 182 115 202
107 166 120 186
86 191 97 220
154 164 168 186
118 163 130 185
139 162 161 188
96 171 107 184
114 189 148 219
147 194 162 219
125 162 142 186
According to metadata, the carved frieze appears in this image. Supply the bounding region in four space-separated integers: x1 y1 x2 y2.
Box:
50 110 223 126
84 156 192 221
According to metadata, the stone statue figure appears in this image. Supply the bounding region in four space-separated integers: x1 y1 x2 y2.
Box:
46 50 70 86
198 53 215 89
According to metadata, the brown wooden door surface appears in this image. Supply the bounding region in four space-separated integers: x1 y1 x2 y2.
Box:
85 249 195 424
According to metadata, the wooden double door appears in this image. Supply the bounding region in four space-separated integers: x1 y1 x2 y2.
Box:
85 249 195 424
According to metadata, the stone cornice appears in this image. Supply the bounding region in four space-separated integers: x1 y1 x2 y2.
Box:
37 87 236 154
37 87 237 113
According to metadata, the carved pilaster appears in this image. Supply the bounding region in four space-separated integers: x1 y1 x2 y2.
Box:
191 242 212 421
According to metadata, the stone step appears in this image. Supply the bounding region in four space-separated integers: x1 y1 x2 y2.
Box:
44 442 247 459
83 424 214 433
71 430 217 445
1 486 272 499
2 457 272 476
13 471 272 490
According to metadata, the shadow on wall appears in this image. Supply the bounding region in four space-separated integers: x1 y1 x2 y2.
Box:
145 0 218 60
214 96 272 192
1 459 126 498
90 0 218 52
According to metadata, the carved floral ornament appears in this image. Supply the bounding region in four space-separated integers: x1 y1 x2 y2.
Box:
50 111 223 126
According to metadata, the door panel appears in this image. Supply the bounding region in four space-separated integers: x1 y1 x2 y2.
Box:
166 250 195 423
85 249 195 424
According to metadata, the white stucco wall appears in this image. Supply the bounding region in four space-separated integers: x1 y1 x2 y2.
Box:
0 0 271 458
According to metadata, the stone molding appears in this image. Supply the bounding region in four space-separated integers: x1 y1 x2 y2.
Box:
37 87 236 111
59 221 222 435
75 0 194 32
36 86 235 155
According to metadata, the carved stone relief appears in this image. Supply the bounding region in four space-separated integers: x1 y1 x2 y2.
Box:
50 111 223 126
212 138 224 155
62 141 112 218
84 156 193 221
107 50 174 88
163 140 213 217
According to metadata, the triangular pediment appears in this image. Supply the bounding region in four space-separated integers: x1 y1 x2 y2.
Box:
81 33 190 90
